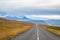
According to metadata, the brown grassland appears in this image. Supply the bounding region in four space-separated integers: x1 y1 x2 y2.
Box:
0 18 35 40
38 24 60 36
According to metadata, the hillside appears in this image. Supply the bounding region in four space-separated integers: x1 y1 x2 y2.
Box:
0 18 35 27
0 18 35 40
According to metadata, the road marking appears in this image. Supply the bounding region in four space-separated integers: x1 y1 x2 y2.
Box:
36 24 39 40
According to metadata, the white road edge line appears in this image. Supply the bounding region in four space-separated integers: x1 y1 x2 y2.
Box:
36 24 39 40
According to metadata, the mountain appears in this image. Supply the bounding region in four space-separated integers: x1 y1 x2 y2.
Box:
0 12 6 16
19 16 31 20
5 16 20 20
0 12 31 21
0 12 7 17
4 16 31 21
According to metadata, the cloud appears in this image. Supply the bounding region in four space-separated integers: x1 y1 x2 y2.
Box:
0 0 60 10
25 15 60 20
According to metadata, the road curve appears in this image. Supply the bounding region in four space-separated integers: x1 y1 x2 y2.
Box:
11 26 60 40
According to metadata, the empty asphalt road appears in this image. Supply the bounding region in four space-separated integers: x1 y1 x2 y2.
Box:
11 26 60 40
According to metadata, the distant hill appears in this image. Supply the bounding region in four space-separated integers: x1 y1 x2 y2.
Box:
47 19 60 26
28 19 47 24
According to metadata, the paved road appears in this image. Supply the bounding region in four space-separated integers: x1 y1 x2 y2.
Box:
11 26 60 40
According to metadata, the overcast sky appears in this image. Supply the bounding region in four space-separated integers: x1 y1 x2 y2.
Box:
0 0 60 20
0 0 60 10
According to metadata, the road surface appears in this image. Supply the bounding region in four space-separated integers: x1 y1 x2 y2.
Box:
11 26 60 40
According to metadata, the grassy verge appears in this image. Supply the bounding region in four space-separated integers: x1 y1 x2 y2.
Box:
47 26 60 30
0 26 32 40
39 24 60 36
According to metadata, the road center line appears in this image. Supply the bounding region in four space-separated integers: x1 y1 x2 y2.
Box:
36 24 39 40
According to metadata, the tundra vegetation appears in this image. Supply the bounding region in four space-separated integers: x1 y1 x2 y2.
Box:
0 18 34 40
39 24 60 36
